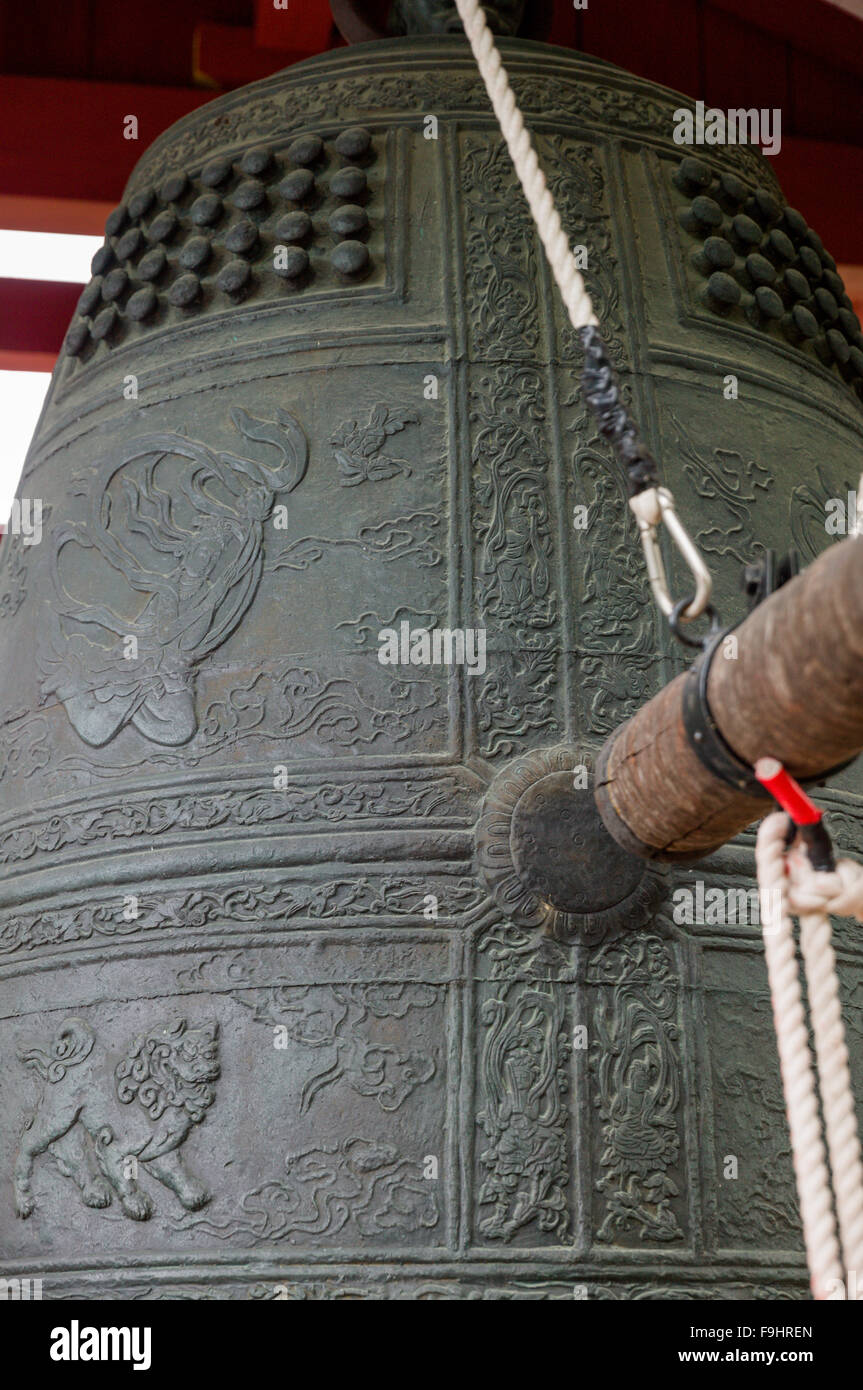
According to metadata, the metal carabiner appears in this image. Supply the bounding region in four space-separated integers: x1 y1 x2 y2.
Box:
629 486 713 622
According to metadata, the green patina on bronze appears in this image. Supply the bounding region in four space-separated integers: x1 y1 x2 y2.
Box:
1 34 862 1299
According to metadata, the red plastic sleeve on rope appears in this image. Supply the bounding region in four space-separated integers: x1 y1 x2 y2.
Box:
755 757 822 825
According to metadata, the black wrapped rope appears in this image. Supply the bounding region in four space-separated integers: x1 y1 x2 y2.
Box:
579 324 661 496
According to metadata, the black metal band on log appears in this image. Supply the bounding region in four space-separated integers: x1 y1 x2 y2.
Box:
594 536 863 862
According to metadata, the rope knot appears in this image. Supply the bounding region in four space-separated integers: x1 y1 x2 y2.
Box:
787 854 863 920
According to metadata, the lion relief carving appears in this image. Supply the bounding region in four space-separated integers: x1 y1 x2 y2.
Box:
13 1016 220 1222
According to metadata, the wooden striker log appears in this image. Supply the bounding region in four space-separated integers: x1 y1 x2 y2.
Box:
594 536 863 861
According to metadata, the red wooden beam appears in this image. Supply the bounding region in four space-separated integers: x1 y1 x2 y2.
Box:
706 0 863 84
0 350 57 372
547 0 578 47
0 77 215 203
580 0 701 96
839 266 863 324
192 22 309 90
0 278 81 354
254 0 335 52
0 195 113 235
773 138 863 266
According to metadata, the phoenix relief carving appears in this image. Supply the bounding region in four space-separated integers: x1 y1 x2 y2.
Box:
40 407 308 747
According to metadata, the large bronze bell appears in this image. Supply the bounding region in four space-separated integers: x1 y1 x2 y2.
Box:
2 20 863 1300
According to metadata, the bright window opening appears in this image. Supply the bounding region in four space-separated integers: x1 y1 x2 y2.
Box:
0 371 52 526
0 229 101 283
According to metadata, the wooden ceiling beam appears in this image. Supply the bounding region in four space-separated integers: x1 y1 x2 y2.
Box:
0 194 113 235
0 278 81 353
254 0 336 52
0 76 212 202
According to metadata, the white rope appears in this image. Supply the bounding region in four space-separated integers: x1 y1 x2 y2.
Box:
780 826 863 1287
454 0 598 332
756 815 844 1298
757 813 863 1298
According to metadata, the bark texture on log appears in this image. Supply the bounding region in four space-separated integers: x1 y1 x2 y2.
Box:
595 537 863 861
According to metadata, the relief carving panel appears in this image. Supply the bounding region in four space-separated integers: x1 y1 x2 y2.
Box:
13 1017 220 1223
704 948 801 1251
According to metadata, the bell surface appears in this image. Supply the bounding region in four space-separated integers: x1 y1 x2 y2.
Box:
2 34 863 1300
